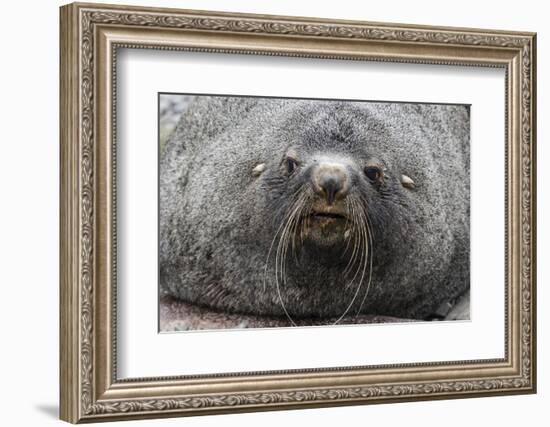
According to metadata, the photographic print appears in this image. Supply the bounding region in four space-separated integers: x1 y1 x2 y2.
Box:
60 4 536 421
159 94 471 331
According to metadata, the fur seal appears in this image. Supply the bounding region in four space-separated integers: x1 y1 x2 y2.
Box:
160 96 470 325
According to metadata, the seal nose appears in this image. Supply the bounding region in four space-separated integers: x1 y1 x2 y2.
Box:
312 163 349 205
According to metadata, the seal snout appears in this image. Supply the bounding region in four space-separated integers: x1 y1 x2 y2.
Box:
312 163 350 206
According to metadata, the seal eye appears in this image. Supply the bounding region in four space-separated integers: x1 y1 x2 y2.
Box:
364 166 382 182
286 157 299 174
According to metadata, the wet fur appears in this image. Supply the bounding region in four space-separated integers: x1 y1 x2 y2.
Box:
160 97 470 321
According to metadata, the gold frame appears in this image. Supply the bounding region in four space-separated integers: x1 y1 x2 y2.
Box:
60 2 537 423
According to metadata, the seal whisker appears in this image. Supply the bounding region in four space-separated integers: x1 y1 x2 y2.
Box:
356 211 375 316
354 198 373 307
278 192 305 282
272 189 311 326
332 197 369 325
343 200 357 270
283 193 305 278
343 199 362 275
289 192 309 261
276 224 296 325
339 200 365 289
262 188 307 293
263 217 290 293
341 199 355 258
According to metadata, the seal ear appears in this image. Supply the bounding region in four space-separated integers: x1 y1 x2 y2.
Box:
252 163 266 177
401 174 415 189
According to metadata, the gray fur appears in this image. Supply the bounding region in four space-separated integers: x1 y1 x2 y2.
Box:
160 96 470 321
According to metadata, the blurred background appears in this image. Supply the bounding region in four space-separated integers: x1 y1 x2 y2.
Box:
159 94 195 151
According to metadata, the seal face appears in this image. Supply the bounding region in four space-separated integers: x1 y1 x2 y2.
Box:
160 96 470 325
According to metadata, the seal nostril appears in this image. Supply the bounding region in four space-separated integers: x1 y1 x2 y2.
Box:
320 176 342 205
313 163 349 205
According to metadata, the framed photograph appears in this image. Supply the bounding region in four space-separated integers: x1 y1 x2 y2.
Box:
60 2 536 423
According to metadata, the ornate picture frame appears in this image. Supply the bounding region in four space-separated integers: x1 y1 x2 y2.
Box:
60 2 536 423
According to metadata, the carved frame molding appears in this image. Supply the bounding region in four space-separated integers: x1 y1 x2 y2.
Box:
60 2 536 423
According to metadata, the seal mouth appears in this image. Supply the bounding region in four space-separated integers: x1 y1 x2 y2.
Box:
307 208 349 238
311 211 346 221
288 201 351 248
309 206 347 223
